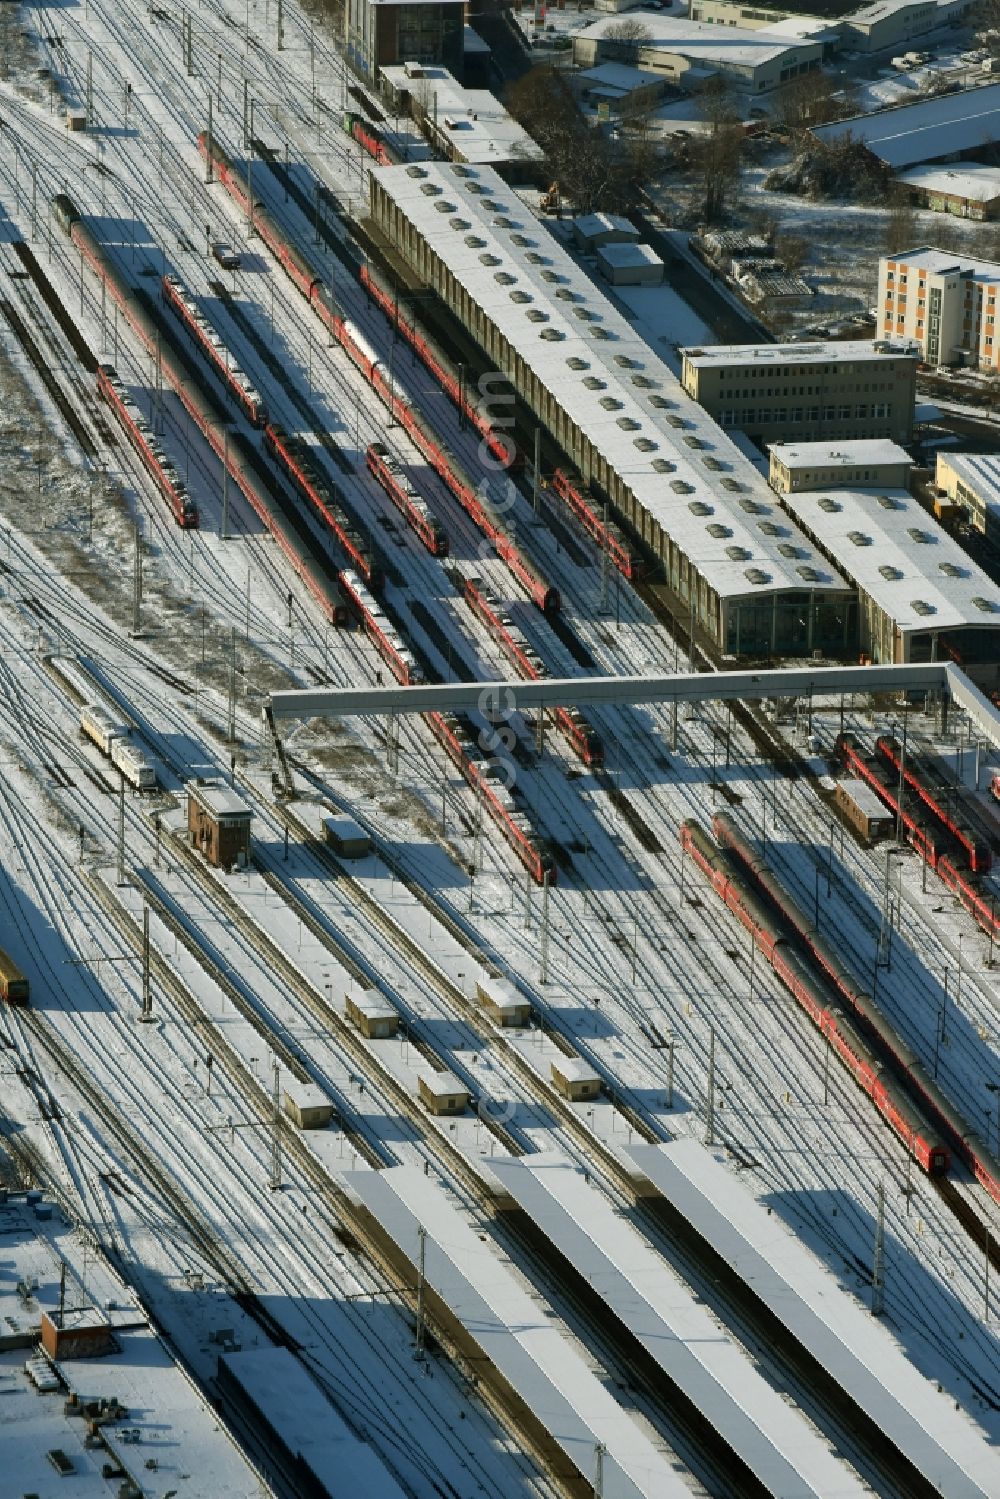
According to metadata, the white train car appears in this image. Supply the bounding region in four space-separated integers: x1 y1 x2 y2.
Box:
80 704 128 757
110 736 157 792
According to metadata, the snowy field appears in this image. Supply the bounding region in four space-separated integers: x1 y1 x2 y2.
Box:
0 0 999 1492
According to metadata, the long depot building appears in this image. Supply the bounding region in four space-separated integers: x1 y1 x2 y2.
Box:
367 161 855 659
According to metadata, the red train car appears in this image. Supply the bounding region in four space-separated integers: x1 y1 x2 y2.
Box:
96 365 199 528
427 710 556 885
342 111 394 168
359 263 518 469
366 442 448 556
461 575 602 767
338 568 422 685
197 132 561 616
875 734 992 874
550 468 641 582
681 818 950 1175
265 425 380 586
161 273 266 427
712 810 1000 1205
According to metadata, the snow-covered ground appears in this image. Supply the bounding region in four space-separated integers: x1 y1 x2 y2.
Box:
1 0 1000 1492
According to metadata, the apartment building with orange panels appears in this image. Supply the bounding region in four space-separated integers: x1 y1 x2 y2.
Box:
877 247 1000 368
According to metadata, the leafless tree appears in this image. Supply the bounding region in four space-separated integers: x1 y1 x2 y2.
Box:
883 187 919 256
690 75 744 223
775 232 809 272
774 70 857 129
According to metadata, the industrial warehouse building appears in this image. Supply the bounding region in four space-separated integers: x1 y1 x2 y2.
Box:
896 164 1000 220
813 84 1000 172
935 450 1000 539
679 339 918 446
367 160 856 659
570 13 824 92
877 246 1000 367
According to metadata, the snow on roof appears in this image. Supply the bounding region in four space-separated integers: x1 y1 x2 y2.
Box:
489 1154 869 1497
186 779 252 818
886 243 1000 281
813 83 1000 170
573 210 639 240
761 14 841 39
597 242 663 270
837 775 896 819
848 0 932 24
577 12 814 66
682 338 919 368
220 1347 409 1496
0 1195 261 1497
552 1055 601 1084
940 450 1000 511
576 61 663 91
350 989 399 1020
896 162 1000 201
346 1166 690 1498
771 438 913 471
377 65 542 163
419 1067 469 1097
323 813 366 838
627 1141 1000 1499
780 486 1000 634
371 162 852 602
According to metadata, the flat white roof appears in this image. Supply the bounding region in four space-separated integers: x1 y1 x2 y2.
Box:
939 450 1000 511
780 486 1000 634
771 438 913 471
371 162 852 603
814 84 1000 170
324 813 367 838
490 1154 868 1498
419 1068 469 1097
577 61 663 91
627 1141 999 1499
552 1055 601 1084
886 244 1000 282
897 163 1000 202
682 338 919 369
350 990 399 1020
346 1166 692 1498
186 780 252 818
598 243 663 270
577 12 813 66
479 975 528 1010
837 775 896 819
848 0 934 23
221 1347 408 1495
284 1081 332 1108
378 65 542 164
574 210 639 240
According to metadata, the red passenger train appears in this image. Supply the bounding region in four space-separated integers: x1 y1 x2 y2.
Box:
196 130 562 616
96 365 198 527
161 273 267 427
366 442 449 556
338 569 422 685
682 817 950 1176
342 110 395 168
875 733 992 874
550 469 641 583
711 811 1000 1206
461 574 603 768
265 425 381 586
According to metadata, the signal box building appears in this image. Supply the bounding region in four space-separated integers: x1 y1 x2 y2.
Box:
476 976 531 1027
418 1069 470 1115
680 340 918 446
551 1056 602 1102
367 161 855 660
186 780 252 871
347 990 400 1039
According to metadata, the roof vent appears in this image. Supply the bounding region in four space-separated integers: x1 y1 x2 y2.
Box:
671 480 695 494
879 563 903 580
777 542 801 558
649 395 673 409
910 598 935 616
451 218 472 232
759 520 780 536
727 545 751 561
689 502 713 517
876 494 900 509
738 497 764 513
707 523 732 539
616 416 640 431
722 478 744 493
509 289 531 303
464 233 485 247
613 355 638 369
467 181 486 194
745 567 771 586
666 415 687 429
511 233 533 248
583 375 606 390
434 200 457 213
591 327 612 339
567 356 589 371
797 565 821 581
452 164 473 178
573 306 595 321
495 271 516 285
539 327 564 341
818 496 841 513
907 527 932 543
848 530 872 546
703 456 723 471
542 269 562 283
526 252 547 265
526 309 549 323
406 165 428 178
939 560 963 577
482 199 503 212
420 182 442 196
479 253 501 267
632 375 656 389
652 458 675 474
972 595 997 612
599 396 623 410
493 216 516 229
634 437 657 452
